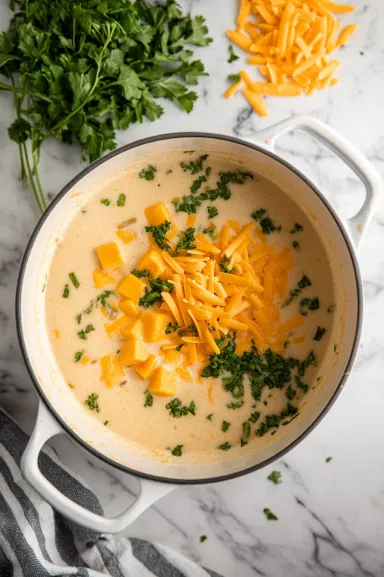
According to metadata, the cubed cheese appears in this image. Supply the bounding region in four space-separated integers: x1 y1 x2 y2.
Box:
138 250 166 277
93 269 116 288
121 338 149 366
144 202 171 226
104 314 130 338
120 318 143 339
134 355 157 380
117 273 145 302
116 230 137 244
148 366 177 396
141 311 172 342
100 355 125 388
95 243 123 269
118 299 138 317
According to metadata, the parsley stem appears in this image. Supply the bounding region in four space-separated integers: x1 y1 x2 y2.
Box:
0 81 53 103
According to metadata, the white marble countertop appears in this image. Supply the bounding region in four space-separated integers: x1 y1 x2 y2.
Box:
1 0 384 575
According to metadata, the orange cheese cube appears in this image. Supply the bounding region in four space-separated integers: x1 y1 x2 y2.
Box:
95 243 123 270
118 299 138 317
117 273 145 302
121 338 149 366
100 355 125 388
141 311 172 342
93 269 116 288
134 355 158 380
144 202 171 226
104 314 130 338
138 250 166 277
116 230 137 244
120 318 143 339
148 366 177 397
163 349 181 364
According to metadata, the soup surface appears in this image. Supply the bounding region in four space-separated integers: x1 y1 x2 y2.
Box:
46 151 336 461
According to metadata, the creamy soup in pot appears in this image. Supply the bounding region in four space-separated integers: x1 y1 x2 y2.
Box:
45 152 336 460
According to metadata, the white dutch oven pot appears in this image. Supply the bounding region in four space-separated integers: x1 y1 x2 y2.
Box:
16 116 382 533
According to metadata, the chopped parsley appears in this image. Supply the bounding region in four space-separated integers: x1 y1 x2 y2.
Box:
283 275 312 306
314 327 326 341
228 45 239 63
326 457 333 463
76 314 82 325
165 322 181 334
227 400 244 409
222 420 231 432
290 223 303 233
200 535 207 543
166 398 196 418
131 269 151 279
203 223 217 240
180 154 208 174
85 393 99 413
139 165 157 180
139 277 174 309
190 175 207 193
144 390 153 407
100 198 111 206
63 284 69 298
286 385 296 400
256 403 298 437
249 412 260 423
242 421 251 439
295 375 308 394
219 256 235 273
176 344 184 352
166 169 173 175
69 272 80 289
298 351 316 377
218 442 231 451
171 445 183 457
145 220 171 251
117 194 126 207
292 240 300 250
173 227 196 255
73 350 84 363
263 508 278 521
300 297 320 316
206 413 213 420
173 170 253 214
207 206 218 218
104 420 109 426
267 471 282 484
77 324 95 340
228 73 241 83
251 208 280 235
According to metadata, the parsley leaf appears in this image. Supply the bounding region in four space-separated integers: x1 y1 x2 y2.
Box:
171 445 183 457
85 393 99 413
263 508 278 520
101 198 111 206
219 256 235 273
251 208 280 235
218 442 231 451
131 269 151 279
144 390 153 407
69 272 80 289
139 165 157 181
166 398 196 418
283 275 312 306
73 350 84 363
165 322 181 334
228 73 241 83
228 45 239 63
145 221 171 251
173 227 196 255
117 194 126 207
207 206 218 218
290 223 304 233
222 420 231 432
267 471 282 484
63 284 69 298
203 223 217 240
180 154 208 174
139 277 174 309
299 297 320 316
314 327 326 341
77 324 95 340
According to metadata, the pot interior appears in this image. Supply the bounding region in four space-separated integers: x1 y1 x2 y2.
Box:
18 135 360 482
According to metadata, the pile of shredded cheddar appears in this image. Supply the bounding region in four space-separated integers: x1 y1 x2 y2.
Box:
225 0 357 116
93 203 304 396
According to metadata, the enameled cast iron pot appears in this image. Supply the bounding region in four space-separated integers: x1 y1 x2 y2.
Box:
16 116 382 533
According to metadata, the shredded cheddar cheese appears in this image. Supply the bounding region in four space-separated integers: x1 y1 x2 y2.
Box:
226 0 357 115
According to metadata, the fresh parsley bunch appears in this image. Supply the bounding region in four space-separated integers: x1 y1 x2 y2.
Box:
0 0 212 211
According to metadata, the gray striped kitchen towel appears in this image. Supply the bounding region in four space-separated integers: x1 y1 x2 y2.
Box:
0 409 222 577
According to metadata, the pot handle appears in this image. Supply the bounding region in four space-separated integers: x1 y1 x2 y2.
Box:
255 116 383 251
21 402 174 534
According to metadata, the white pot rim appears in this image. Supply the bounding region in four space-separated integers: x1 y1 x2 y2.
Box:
15 130 363 485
